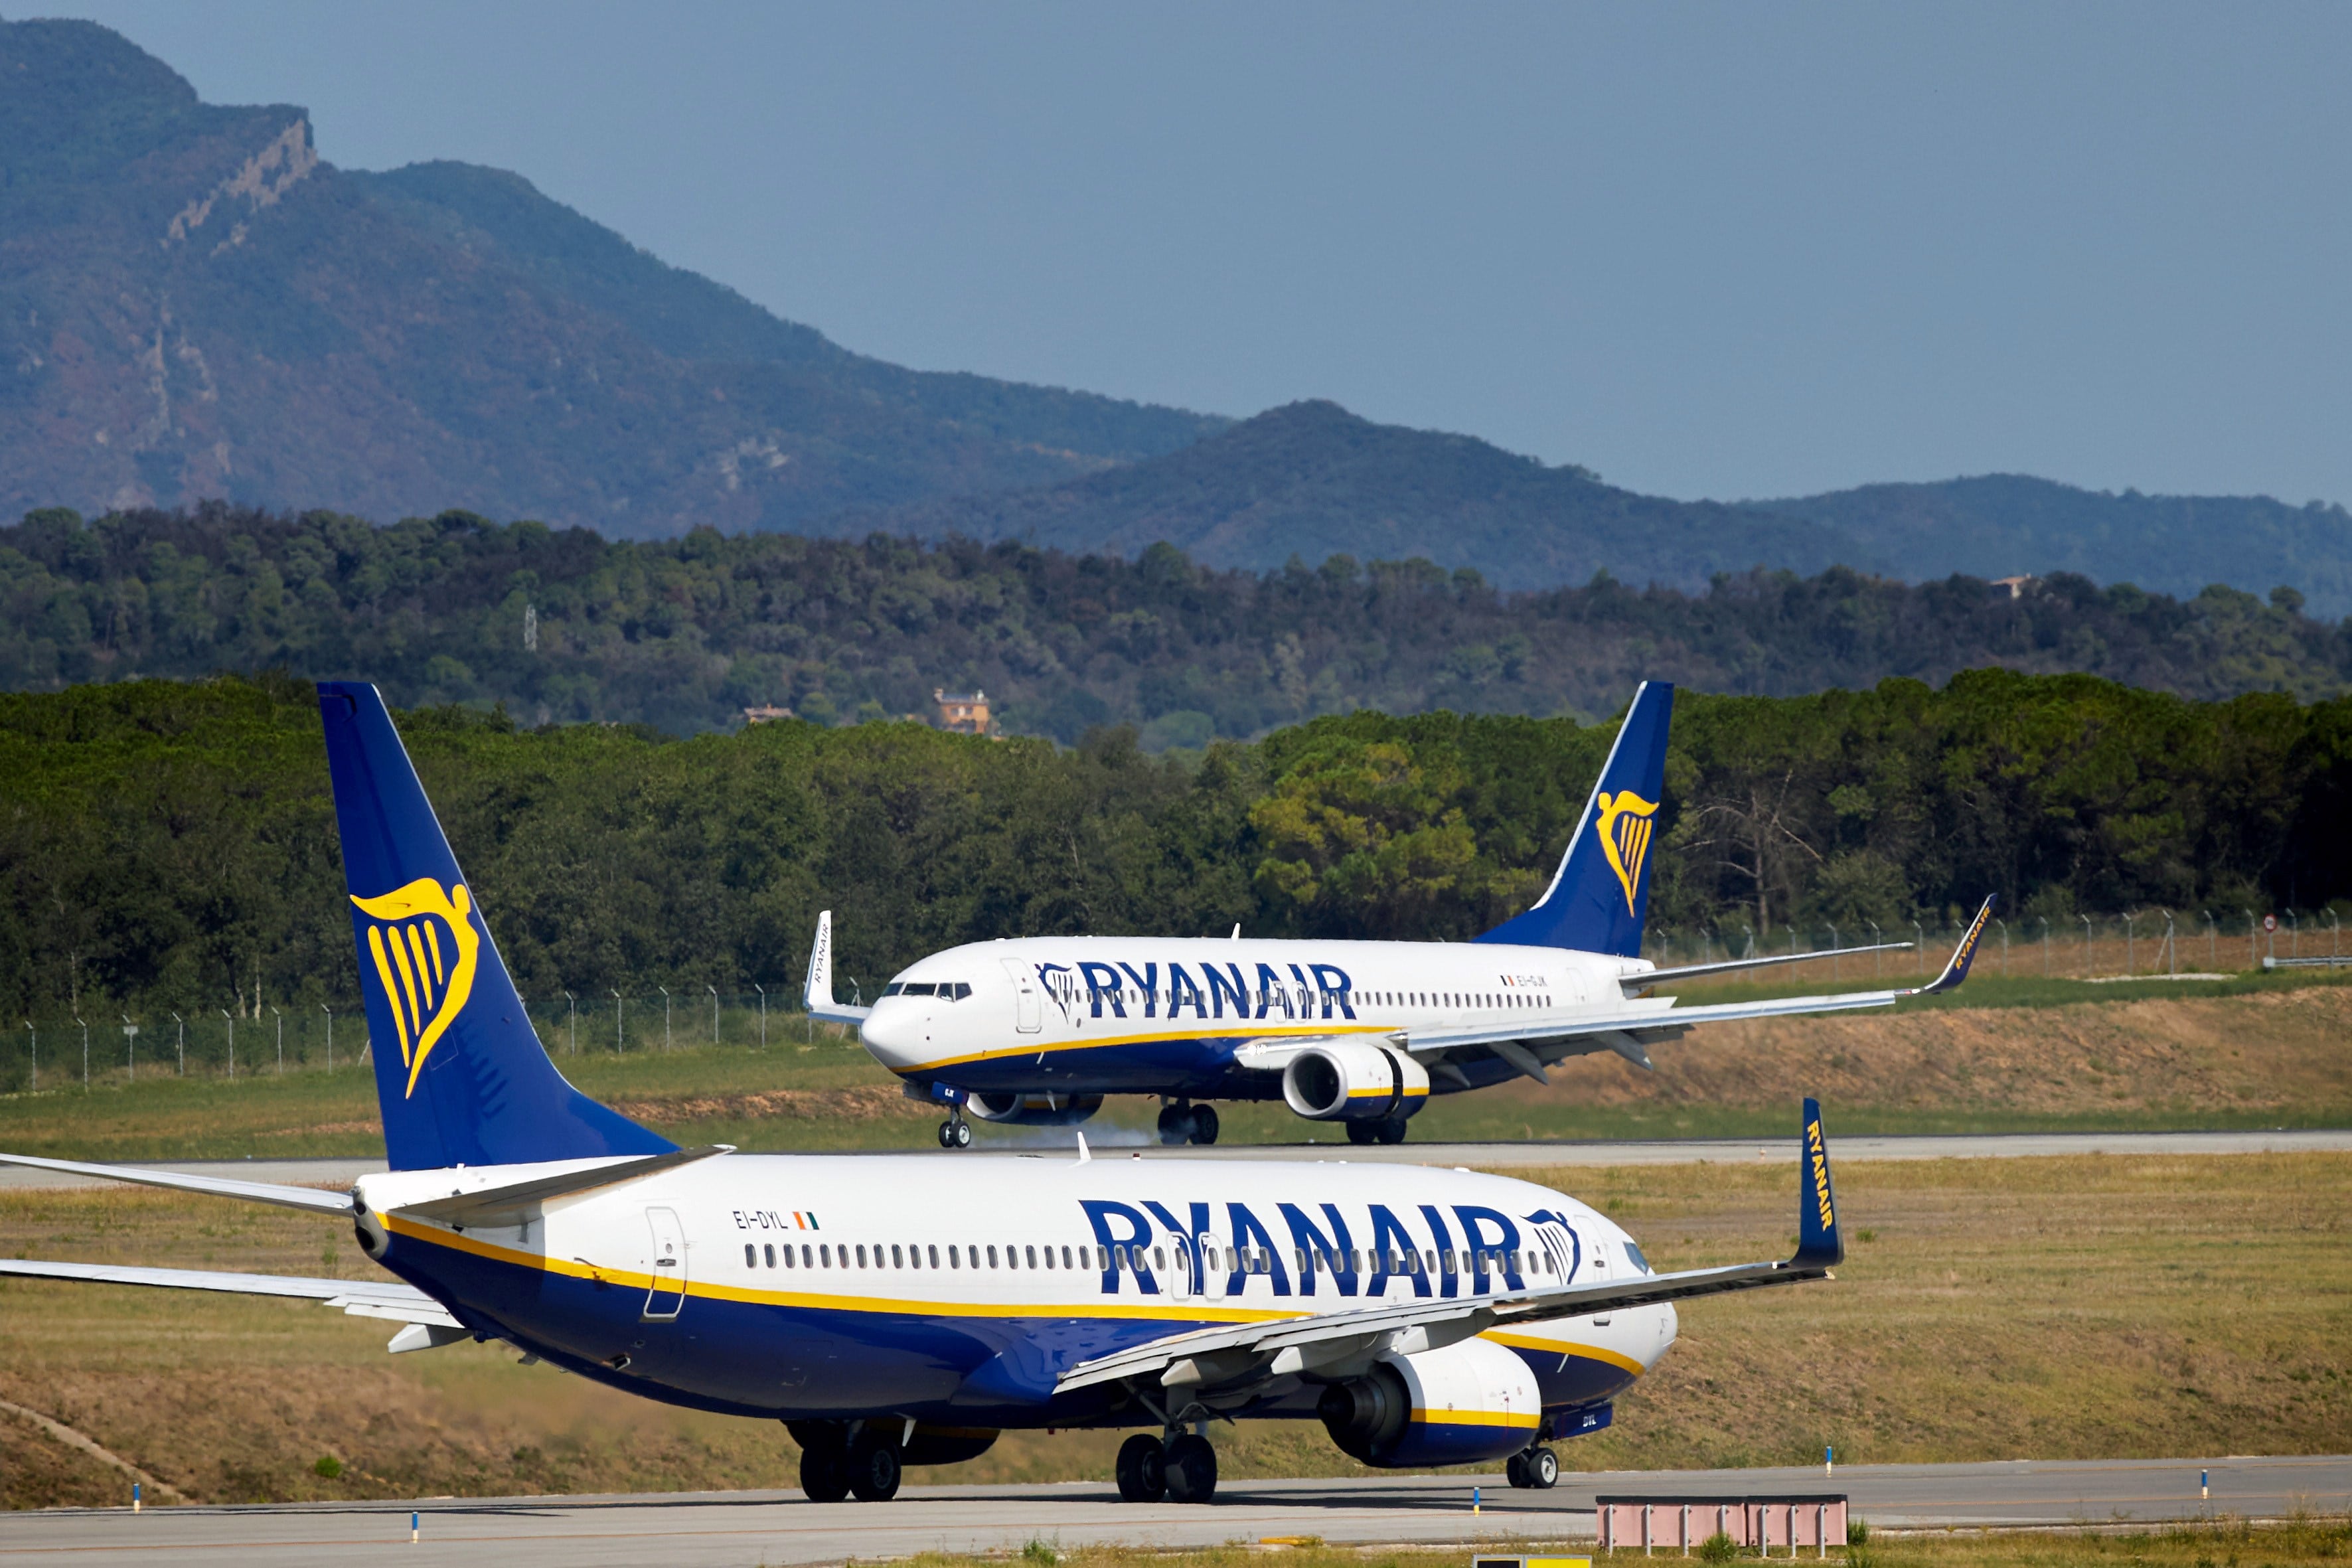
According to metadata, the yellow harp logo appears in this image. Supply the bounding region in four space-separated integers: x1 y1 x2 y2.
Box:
1593 790 1659 916
351 878 480 1098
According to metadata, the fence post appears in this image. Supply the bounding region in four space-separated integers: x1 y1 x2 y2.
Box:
659 985 672 1051
75 1015 87 1089
2081 914 2093 976
220 1009 234 1078
22 1021 33 1092
611 990 623 1052
754 984 767 1049
172 1012 183 1075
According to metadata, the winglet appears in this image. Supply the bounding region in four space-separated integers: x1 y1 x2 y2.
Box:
803 910 872 1024
1791 1097 1842 1269
1906 895 1997 996
1075 1130 1092 1165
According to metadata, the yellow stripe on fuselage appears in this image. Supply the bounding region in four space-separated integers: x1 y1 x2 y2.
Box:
1482 1328 1647 1377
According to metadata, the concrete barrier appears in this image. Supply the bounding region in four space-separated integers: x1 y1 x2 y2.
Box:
1596 1495 1847 1555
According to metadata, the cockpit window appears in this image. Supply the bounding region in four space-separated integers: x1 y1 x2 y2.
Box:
1622 1241 1652 1275
899 982 937 996
883 980 971 1001
880 982 904 997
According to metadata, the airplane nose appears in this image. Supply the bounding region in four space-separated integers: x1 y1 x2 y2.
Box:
857 1005 927 1069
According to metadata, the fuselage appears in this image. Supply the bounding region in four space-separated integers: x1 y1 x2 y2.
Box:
354 1152 1674 1430
860 935 1658 1101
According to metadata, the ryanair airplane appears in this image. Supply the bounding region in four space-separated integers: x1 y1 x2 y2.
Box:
0 683 1854 1506
819 682 1995 1149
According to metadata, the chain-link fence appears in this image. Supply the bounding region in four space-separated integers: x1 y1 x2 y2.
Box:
0 992 855 1095
1644 907 2346 984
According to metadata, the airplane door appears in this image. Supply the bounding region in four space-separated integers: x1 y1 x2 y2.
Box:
642 1206 686 1320
1001 958 1042 1034
1196 1235 1225 1300
1589 1239 1611 1325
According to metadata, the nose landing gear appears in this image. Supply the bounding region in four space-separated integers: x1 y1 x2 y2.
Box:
935 1115 973 1150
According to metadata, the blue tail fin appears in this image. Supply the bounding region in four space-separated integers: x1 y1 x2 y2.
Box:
318 683 675 1171
1474 681 1673 956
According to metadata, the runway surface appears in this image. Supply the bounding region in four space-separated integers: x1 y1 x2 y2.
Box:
0 1456 2341 1566
1 1128 2345 1192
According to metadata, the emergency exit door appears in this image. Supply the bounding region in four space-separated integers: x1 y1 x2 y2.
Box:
643 1206 686 1320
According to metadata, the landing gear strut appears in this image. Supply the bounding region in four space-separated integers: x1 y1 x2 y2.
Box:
1115 1429 1217 1503
1156 1103 1220 1146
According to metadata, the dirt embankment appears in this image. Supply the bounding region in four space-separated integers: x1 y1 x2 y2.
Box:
1488 986 2352 1118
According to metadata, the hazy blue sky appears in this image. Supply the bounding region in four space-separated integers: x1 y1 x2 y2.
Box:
47 2 2352 504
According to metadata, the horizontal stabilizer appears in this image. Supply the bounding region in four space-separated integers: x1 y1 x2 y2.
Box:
0 1259 459 1328
0 1152 355 1215
389 1145 731 1227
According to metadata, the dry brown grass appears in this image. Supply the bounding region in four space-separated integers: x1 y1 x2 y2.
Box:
0 1152 2343 1508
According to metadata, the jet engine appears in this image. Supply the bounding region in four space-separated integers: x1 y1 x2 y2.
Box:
1281 1040 1429 1122
1315 1338 1541 1467
967 1091 1102 1127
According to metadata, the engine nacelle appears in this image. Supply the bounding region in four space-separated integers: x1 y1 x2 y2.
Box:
1316 1338 1540 1468
1282 1040 1429 1121
968 1091 1102 1127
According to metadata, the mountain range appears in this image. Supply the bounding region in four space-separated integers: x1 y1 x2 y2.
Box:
7 18 2351 614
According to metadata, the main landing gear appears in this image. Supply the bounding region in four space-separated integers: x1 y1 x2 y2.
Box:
1344 1116 1409 1146
793 1422 905 1502
1155 1102 1219 1146
1116 1429 1218 1503
935 1114 973 1150
1505 1444 1560 1490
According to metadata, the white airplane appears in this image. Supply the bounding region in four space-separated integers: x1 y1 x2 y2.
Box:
0 682 1855 1506
815 681 1994 1150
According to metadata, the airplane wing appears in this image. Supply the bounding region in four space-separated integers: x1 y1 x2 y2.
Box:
1236 897 1994 1083
1628 939 1913 989
0 1259 460 1329
0 1152 357 1214
1059 1097 1845 1397
803 909 873 1026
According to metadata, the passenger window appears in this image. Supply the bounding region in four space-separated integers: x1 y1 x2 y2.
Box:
820 1244 831 1267
1154 1247 1167 1272
1044 1245 1056 1270
1061 1245 1074 1269
745 1243 757 1268
986 1245 998 1268
929 1244 940 1268
949 1245 960 1269
1026 1245 1038 1269
764 1243 776 1269
1097 1245 1111 1270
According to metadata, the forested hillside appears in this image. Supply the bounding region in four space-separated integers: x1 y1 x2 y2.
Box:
6 505 2348 742
0 19 1218 532
5 671 2347 1022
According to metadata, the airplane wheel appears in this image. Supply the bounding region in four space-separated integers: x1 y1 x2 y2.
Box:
1374 1117 1408 1145
952 1119 973 1149
1188 1106 1219 1146
1506 1451 1530 1489
1115 1434 1168 1502
1345 1121 1376 1146
1163 1433 1217 1503
936 1121 956 1150
799 1441 851 1503
846 1433 902 1502
1156 1105 1190 1146
1528 1446 1560 1488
